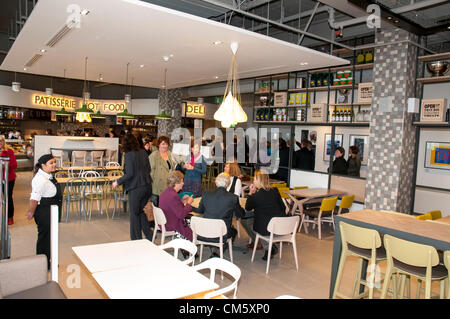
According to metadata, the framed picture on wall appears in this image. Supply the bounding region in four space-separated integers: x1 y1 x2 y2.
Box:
323 134 343 161
350 135 369 166
425 141 450 170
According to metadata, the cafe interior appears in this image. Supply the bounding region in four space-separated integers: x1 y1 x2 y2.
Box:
0 0 449 300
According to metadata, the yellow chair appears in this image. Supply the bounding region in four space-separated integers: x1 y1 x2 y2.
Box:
381 235 447 299
276 187 292 214
428 210 442 220
444 251 450 299
293 186 308 190
333 222 387 299
270 183 287 188
416 213 432 220
322 195 355 229
299 197 337 239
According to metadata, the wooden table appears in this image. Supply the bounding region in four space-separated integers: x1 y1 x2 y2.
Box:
438 215 450 224
330 209 450 298
57 166 123 171
56 176 119 193
285 188 347 215
73 239 218 299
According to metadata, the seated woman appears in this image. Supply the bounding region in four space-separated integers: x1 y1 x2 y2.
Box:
224 162 242 197
158 171 194 241
242 170 286 260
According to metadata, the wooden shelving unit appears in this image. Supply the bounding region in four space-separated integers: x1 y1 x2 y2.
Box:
416 75 450 84
417 52 450 62
309 63 373 74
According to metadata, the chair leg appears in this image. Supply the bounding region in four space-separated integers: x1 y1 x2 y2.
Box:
332 251 348 299
317 217 322 240
292 240 299 271
352 258 363 298
251 235 259 263
228 240 233 263
199 244 203 262
380 264 393 299
266 241 272 274
279 242 282 259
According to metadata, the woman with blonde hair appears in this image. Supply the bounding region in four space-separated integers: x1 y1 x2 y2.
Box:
224 162 242 197
242 169 286 259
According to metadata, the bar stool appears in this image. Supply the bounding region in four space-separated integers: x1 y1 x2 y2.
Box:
333 222 387 299
381 235 447 299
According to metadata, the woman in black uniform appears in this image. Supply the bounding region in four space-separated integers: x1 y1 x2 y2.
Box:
26 154 62 269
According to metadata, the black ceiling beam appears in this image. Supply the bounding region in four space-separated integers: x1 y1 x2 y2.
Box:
348 0 449 36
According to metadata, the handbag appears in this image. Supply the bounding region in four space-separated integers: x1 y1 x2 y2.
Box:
143 200 154 222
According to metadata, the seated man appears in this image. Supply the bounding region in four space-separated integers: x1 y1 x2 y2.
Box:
195 173 245 256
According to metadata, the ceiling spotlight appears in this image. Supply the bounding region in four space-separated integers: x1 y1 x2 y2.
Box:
448 25 450 29
394 20 399 23
300 62 308 66
81 9 90 15
387 16 392 20
169 54 174 58
162 56 170 62
40 49 46 53
23 67 27 71
213 41 223 45
140 64 145 68
214 76 219 79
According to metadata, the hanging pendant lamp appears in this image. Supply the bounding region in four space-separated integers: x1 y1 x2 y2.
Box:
214 42 247 128
117 63 134 119
91 85 106 119
56 70 73 117
155 68 172 120
12 72 20 92
75 57 93 123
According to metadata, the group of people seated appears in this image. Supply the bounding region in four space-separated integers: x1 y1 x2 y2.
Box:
156 166 287 260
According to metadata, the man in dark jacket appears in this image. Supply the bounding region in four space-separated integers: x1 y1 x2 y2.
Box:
294 138 314 170
194 173 244 256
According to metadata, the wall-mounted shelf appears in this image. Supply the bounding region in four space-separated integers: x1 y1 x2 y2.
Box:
413 121 449 127
329 102 372 107
416 75 450 84
418 52 450 62
309 63 374 74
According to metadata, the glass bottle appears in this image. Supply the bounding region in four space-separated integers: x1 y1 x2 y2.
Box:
310 74 316 88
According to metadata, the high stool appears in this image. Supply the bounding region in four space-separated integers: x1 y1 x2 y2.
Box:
333 222 386 299
444 251 450 298
381 235 447 299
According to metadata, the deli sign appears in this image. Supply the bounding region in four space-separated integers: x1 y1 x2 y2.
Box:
186 103 205 117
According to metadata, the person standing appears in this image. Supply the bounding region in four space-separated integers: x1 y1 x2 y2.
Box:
347 145 362 177
112 133 153 241
293 138 314 171
0 136 17 225
26 154 62 269
149 136 175 206
181 142 207 198
330 146 348 175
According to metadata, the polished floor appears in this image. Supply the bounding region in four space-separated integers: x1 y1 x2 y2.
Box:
7 171 435 299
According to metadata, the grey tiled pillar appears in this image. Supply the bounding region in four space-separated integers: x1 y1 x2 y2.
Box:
364 28 419 213
157 88 183 137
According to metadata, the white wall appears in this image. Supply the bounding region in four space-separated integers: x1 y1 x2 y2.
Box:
131 99 159 115
34 136 119 165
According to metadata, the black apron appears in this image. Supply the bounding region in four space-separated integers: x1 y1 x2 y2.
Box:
34 176 62 269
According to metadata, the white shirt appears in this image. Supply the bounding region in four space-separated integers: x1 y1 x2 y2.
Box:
30 169 57 203
227 176 242 197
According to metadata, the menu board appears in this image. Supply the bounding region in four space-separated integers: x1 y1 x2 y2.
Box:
420 98 447 123
358 82 373 103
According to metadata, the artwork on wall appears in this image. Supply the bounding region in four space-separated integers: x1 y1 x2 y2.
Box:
323 134 343 161
350 134 369 166
425 142 450 170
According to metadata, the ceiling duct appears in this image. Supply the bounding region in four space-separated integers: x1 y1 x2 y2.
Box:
46 23 74 47
24 54 43 67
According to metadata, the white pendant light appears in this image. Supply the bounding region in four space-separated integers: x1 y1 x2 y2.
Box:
213 42 247 128
11 73 20 92
46 77 53 96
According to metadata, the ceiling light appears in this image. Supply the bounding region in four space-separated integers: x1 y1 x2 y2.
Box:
46 88 53 96
23 67 27 71
76 57 93 123
155 69 172 120
214 42 247 128
387 16 392 20
163 56 170 62
140 64 145 68
300 62 308 66
118 66 134 119
40 49 46 53
81 9 89 15
12 82 20 92
394 20 399 23
213 41 223 45
214 76 219 79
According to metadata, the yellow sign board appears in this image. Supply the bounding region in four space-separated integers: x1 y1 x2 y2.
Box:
32 94 126 114
186 103 205 117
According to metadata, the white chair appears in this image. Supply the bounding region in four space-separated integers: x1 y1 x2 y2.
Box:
72 151 87 166
193 257 241 299
152 206 176 245
190 216 233 263
81 170 100 178
105 149 118 163
105 161 120 167
89 151 104 167
275 295 302 299
159 238 198 266
51 150 67 168
251 216 300 274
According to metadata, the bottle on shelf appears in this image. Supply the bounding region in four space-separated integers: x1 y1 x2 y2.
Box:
331 109 336 122
310 74 316 87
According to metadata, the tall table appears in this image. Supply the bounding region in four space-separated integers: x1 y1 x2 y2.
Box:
330 209 450 298
73 239 218 299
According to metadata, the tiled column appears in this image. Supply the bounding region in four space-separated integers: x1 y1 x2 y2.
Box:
157 88 183 137
364 28 419 213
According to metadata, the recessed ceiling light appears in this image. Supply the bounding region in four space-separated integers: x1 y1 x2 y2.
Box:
387 16 392 20
140 64 145 68
169 54 174 58
23 67 27 71
394 20 399 23
162 56 170 62
213 41 223 45
448 25 450 29
40 49 46 53
300 62 308 66
81 9 90 15
214 76 219 79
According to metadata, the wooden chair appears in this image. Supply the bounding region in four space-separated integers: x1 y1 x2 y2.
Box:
299 197 338 239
